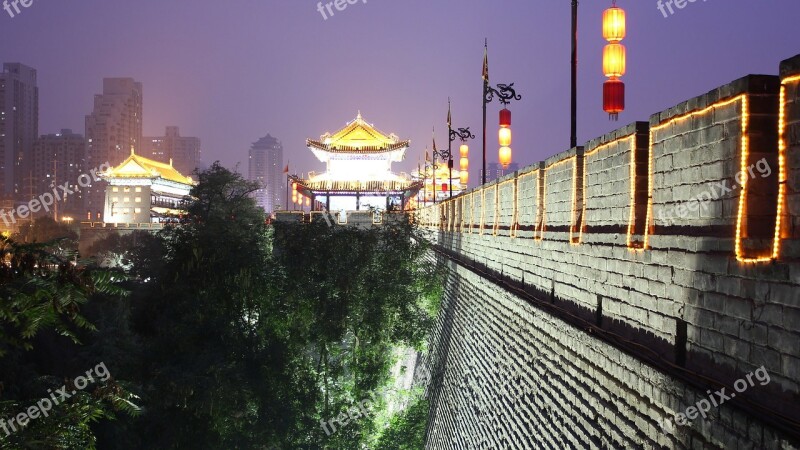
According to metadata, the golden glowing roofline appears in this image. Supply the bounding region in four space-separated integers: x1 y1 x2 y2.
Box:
309 112 410 152
102 150 195 186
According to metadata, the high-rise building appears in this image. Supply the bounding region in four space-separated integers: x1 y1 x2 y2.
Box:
141 126 201 177
248 134 284 213
85 78 143 220
31 129 86 219
0 63 39 200
481 162 520 182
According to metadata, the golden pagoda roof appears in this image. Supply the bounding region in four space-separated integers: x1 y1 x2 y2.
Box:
103 151 195 185
307 112 410 153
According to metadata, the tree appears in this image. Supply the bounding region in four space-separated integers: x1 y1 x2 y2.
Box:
0 236 139 449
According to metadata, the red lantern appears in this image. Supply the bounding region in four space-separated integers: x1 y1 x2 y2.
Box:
442 183 449 192
603 79 625 120
499 108 513 169
499 109 511 128
602 1 627 120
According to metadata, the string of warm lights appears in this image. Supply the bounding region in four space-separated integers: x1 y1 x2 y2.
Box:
544 155 576 242
621 135 644 250
425 84 793 265
536 170 546 241
569 160 581 245
511 177 520 238
517 171 538 239
488 185 495 236
480 186 486 235
647 95 745 252
769 74 800 260
733 96 762 261
579 135 637 248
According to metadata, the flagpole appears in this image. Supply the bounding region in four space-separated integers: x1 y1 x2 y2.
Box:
285 160 289 210
447 98 453 199
421 154 426 207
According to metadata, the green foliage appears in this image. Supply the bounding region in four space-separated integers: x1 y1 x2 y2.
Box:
13 216 79 254
0 162 440 449
373 398 429 450
0 236 123 356
0 235 139 449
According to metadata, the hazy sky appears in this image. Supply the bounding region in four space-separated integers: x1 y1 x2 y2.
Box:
1 0 799 180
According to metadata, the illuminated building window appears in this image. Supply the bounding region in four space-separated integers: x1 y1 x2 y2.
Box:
112 187 119 192
135 187 142 192
135 197 142 203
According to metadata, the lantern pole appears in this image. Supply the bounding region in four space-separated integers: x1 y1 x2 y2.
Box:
571 0 579 148
431 128 440 205
483 40 522 184
433 100 474 201
447 99 453 200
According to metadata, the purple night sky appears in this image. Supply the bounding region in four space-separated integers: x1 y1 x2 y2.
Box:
1 0 798 180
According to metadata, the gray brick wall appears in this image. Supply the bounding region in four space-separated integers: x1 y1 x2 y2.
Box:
421 263 798 449
781 55 800 258
417 56 800 449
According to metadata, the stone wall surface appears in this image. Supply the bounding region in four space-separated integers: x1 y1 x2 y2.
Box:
417 56 800 449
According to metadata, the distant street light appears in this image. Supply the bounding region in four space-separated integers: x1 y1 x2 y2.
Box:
433 99 474 202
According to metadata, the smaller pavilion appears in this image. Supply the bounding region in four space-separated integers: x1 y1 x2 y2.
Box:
99 150 196 224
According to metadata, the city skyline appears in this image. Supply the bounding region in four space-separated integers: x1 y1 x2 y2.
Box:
1 1 799 188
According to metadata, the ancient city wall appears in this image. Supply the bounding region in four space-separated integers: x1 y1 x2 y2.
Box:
418 55 800 448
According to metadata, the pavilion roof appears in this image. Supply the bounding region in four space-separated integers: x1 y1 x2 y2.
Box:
102 151 195 185
307 112 410 153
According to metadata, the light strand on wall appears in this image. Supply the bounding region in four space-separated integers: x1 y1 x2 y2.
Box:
517 171 538 239
537 170 547 241
733 96 759 261
480 186 486 235
542 155 574 242
647 95 745 252
622 135 642 250
770 74 800 260
578 135 637 248
492 184 500 236
496 179 514 237
569 159 580 245
512 176 520 238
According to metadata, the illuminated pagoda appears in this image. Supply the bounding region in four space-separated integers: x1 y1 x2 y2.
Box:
99 150 196 224
292 112 421 211
412 163 465 206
